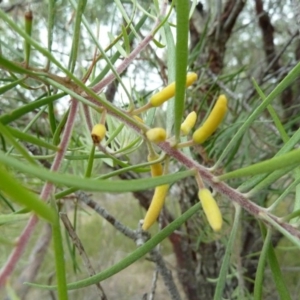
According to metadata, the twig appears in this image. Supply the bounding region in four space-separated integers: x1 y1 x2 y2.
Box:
60 213 107 300
75 191 137 240
224 0 244 31
149 248 182 300
148 266 159 300
90 0 169 95
147 213 163 300
77 190 182 299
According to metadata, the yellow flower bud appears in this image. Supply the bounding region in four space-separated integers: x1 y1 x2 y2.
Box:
142 184 169 230
91 124 106 144
148 154 163 177
198 188 222 232
146 128 167 143
180 111 197 136
193 94 227 144
150 72 198 107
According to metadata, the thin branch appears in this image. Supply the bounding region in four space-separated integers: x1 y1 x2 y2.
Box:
148 248 182 300
77 190 182 299
75 190 137 240
245 32 298 102
148 265 159 300
223 0 244 31
90 0 168 95
60 213 107 300
255 0 279 72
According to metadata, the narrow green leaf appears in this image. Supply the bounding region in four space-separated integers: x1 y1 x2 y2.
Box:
84 145 95 178
252 78 289 143
268 257 292 299
51 200 68 300
259 213 300 249
0 151 194 192
248 165 296 195
105 123 125 145
0 55 33 75
70 2 131 101
0 166 55 223
54 158 161 200
7 126 59 151
48 101 57 135
0 191 15 212
238 126 300 192
262 228 292 300
0 122 37 165
114 0 139 38
89 13 148 86
219 148 300 181
68 0 87 72
121 24 130 55
152 38 165 48
269 176 300 211
0 77 25 94
53 108 69 146
214 205 241 300
47 0 56 69
25 202 201 290
164 20 176 135
24 10 33 65
254 226 272 300
107 32 127 58
0 92 65 125
0 213 30 225
174 0 189 141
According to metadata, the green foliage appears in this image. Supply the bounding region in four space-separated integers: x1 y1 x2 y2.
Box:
0 0 300 299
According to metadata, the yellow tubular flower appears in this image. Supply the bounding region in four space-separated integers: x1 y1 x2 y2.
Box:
192 94 228 144
198 188 222 232
91 124 106 144
142 184 169 230
148 154 163 177
150 72 198 107
146 128 167 143
180 111 197 136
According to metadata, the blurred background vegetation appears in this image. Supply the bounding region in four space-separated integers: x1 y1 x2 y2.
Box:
1 0 300 299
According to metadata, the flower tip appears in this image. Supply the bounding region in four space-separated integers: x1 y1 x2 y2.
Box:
146 128 167 143
181 111 197 135
192 94 228 144
91 124 106 144
218 94 227 104
186 72 198 87
198 188 223 232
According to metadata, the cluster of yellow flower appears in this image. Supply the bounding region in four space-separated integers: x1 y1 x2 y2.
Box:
91 73 227 233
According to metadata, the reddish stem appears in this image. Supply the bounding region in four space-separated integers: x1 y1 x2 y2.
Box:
0 100 79 287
